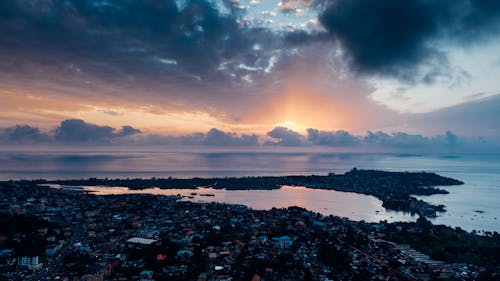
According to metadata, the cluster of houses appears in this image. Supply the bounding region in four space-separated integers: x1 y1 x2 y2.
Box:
0 181 488 280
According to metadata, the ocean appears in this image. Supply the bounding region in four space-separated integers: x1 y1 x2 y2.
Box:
1 146 499 232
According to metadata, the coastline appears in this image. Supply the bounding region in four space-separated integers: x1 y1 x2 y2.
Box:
38 168 463 218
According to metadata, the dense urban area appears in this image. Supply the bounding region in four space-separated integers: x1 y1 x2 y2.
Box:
1 171 499 281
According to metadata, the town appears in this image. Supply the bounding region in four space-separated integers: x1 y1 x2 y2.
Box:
1 178 499 281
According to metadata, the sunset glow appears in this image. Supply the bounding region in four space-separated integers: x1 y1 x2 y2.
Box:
0 0 499 146
2 2 500 277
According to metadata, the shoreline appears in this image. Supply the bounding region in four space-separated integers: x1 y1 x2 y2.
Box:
31 168 463 218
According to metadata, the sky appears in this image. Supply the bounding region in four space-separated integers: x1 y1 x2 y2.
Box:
1 0 500 150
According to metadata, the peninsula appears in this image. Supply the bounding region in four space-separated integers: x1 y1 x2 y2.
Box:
39 169 463 217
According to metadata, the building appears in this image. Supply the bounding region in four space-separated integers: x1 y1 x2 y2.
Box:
17 256 42 269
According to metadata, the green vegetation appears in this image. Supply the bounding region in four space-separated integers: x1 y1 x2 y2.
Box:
384 218 500 267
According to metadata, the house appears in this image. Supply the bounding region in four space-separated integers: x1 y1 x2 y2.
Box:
17 256 42 269
272 236 293 248
140 269 154 281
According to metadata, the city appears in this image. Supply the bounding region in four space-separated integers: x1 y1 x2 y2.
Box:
1 179 498 280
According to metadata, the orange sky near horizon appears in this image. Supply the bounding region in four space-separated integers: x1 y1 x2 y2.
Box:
0 70 367 135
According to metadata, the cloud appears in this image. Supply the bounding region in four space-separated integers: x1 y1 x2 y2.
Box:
54 119 140 143
318 0 500 81
0 0 325 128
0 118 498 152
436 131 460 146
364 131 427 148
304 128 462 149
265 126 467 149
0 0 284 88
278 0 315 14
405 93 500 138
1 0 499 133
363 130 463 149
125 128 259 146
117 125 142 137
0 125 51 144
203 128 259 146
54 119 116 143
266 126 307 146
307 128 358 146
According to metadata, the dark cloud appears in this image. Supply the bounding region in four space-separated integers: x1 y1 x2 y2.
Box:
0 125 51 144
437 131 460 146
0 0 281 89
117 125 142 137
130 129 258 146
318 0 500 81
55 119 116 143
266 126 307 146
0 119 495 151
307 128 358 146
363 130 462 148
266 127 465 149
54 119 140 143
203 128 259 146
364 131 428 148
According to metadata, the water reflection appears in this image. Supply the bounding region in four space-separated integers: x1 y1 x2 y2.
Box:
47 184 417 223
14 150 500 232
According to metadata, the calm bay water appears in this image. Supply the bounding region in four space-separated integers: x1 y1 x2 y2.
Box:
1 147 499 232
48 184 417 224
